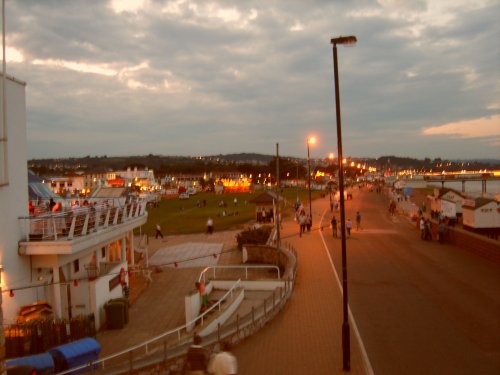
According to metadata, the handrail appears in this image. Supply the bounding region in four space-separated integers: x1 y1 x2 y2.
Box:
198 265 281 283
56 279 243 375
55 246 298 374
18 201 147 242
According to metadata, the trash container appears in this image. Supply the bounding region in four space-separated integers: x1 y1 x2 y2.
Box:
109 298 129 324
104 302 125 329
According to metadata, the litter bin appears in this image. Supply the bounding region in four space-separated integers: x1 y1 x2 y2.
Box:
109 298 129 324
104 302 125 329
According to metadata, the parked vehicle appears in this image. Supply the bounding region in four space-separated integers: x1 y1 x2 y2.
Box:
179 193 190 200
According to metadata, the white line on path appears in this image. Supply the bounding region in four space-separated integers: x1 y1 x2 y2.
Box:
319 209 375 375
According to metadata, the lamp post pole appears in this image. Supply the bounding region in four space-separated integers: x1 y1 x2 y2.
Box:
329 153 334 211
307 139 312 225
331 35 356 372
306 137 316 225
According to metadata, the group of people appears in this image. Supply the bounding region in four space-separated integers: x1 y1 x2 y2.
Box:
330 211 362 239
256 208 274 224
420 216 449 244
419 217 433 241
296 209 312 237
183 335 237 375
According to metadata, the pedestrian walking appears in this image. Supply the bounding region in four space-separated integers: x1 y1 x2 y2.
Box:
208 341 238 375
183 334 209 375
356 211 362 230
331 217 337 238
419 217 425 240
424 219 432 241
438 221 447 244
155 223 164 239
298 211 306 237
346 219 352 237
206 217 214 234
306 214 312 232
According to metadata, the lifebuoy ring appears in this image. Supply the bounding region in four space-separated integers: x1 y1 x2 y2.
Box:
119 267 126 285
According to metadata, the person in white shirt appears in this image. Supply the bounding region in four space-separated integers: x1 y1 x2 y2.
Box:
208 341 237 375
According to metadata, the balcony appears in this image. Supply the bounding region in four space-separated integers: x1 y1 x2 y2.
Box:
18 201 148 256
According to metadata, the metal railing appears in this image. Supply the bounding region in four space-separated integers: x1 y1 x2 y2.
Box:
56 279 243 375
54 243 298 374
198 264 281 283
19 201 147 242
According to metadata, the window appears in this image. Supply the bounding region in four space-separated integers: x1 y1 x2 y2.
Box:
101 247 106 259
73 259 80 273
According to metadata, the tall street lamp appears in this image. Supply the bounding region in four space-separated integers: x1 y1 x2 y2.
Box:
306 136 316 225
331 34 357 372
328 152 335 211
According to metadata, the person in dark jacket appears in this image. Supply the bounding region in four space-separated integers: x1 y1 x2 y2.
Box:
184 334 209 374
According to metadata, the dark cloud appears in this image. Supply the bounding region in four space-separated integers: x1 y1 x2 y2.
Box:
5 0 499 159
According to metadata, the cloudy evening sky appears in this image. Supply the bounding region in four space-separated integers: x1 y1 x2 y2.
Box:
5 0 500 160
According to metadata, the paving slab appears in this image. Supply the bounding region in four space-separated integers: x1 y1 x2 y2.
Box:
148 242 223 268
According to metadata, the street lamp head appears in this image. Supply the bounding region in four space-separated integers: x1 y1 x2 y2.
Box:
307 136 316 145
329 152 334 160
331 35 357 46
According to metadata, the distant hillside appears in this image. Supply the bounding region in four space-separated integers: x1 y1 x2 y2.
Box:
28 153 499 177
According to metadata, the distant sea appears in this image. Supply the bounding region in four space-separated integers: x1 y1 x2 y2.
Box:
426 180 500 196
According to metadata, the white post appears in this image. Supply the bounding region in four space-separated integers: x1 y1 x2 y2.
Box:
52 265 63 318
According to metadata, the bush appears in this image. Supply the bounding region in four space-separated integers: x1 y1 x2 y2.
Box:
236 225 273 250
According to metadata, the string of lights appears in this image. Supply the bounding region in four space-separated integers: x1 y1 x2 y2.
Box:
0 248 243 296
1 226 321 297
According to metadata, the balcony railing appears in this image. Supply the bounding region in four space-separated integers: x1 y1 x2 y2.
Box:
19 201 147 242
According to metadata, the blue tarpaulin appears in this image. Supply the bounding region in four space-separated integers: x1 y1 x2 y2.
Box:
6 352 54 374
48 338 101 373
403 187 413 196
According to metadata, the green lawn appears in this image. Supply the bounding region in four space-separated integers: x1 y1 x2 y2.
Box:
139 188 325 236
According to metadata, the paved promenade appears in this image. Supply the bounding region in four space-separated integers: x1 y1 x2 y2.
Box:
97 199 370 374
233 198 369 375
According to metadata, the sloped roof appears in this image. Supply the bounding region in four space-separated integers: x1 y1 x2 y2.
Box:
462 197 496 209
249 191 281 204
89 186 129 198
438 188 465 199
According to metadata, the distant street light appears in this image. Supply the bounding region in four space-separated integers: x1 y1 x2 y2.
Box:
331 34 357 372
329 152 335 209
307 136 316 225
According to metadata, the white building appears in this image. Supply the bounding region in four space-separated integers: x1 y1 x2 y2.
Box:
462 198 500 229
1 73 148 333
0 73 31 325
43 175 85 196
116 167 158 190
437 189 466 218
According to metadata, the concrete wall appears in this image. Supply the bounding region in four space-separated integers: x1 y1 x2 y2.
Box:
94 261 127 330
0 75 36 323
242 245 296 280
185 281 213 332
430 221 500 264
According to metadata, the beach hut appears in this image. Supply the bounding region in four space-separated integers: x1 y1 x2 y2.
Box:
462 198 500 229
